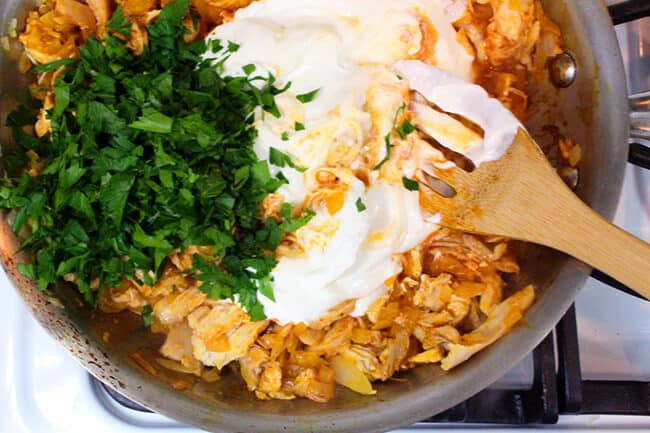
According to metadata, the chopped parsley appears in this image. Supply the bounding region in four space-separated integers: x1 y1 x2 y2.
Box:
275 171 289 184
142 305 154 327
397 119 415 139
269 147 306 172
281 131 290 141
105 5 131 37
355 198 367 212
296 88 320 103
31 58 78 73
128 107 174 133
294 121 305 131
0 0 308 319
242 63 256 75
374 103 407 170
402 177 420 191
279 203 315 232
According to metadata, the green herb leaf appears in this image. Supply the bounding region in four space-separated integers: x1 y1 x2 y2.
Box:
294 121 305 131
133 224 173 250
17 263 36 279
68 191 96 225
129 108 174 133
99 173 135 226
374 103 406 170
397 119 415 139
52 80 71 119
374 133 392 171
32 58 78 74
256 218 282 251
269 147 306 172
296 88 320 103
106 6 131 37
279 203 315 232
402 177 420 191
355 198 367 212
242 64 256 75
152 0 190 33
142 305 154 327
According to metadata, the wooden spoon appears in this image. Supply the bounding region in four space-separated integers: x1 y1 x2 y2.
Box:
419 129 650 300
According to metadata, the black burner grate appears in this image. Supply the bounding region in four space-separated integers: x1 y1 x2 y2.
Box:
609 0 650 26
92 0 650 425
422 303 650 425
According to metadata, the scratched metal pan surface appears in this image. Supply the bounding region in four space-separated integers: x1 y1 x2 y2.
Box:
0 1 628 432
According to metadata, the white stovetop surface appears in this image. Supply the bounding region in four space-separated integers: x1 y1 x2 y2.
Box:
0 165 647 433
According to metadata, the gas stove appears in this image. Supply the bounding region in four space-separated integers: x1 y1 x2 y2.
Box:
1 1 649 432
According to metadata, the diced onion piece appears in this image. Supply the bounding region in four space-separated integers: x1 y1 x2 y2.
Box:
331 355 375 395
409 347 444 364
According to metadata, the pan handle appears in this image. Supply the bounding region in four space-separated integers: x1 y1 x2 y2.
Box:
629 92 650 170
628 142 650 170
590 136 649 299
589 92 650 301
629 91 650 166
608 0 650 25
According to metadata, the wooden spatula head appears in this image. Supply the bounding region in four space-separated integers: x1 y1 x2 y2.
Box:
418 129 650 299
420 129 555 238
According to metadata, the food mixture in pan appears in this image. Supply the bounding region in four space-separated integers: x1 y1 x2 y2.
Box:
1 0 582 402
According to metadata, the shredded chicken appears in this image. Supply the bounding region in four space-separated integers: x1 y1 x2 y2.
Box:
96 229 535 402
19 11 77 64
441 285 535 370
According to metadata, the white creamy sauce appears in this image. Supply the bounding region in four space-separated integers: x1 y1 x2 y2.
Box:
441 0 468 22
394 60 523 166
203 0 517 325
265 179 433 323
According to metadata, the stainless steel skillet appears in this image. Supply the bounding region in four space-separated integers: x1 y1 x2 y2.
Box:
0 1 632 432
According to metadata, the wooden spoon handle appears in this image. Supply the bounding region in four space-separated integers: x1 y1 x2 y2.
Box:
557 200 649 298
528 177 650 300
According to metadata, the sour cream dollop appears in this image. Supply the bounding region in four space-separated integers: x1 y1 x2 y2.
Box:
394 60 522 167
204 0 519 324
